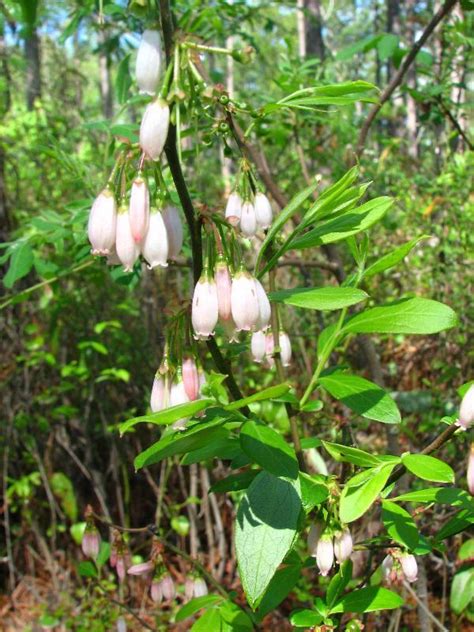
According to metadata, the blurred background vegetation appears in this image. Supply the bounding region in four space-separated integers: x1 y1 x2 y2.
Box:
0 0 472 629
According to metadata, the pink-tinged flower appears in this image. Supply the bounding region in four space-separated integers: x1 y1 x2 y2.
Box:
231 271 259 331
254 192 273 229
215 260 232 321
240 200 257 238
184 576 208 600
316 536 334 576
127 560 154 576
459 384 474 429
225 192 242 226
251 330 266 363
150 579 163 603
161 205 183 260
116 206 140 272
254 279 271 331
88 189 117 256
129 177 150 243
136 30 162 95
161 574 176 601
192 275 219 340
400 554 418 583
140 98 170 161
307 522 323 557
468 444 474 495
116 555 126 583
141 209 169 269
150 375 167 412
182 357 200 401
193 578 208 597
334 529 353 563
170 376 190 430
279 331 292 367
82 527 100 559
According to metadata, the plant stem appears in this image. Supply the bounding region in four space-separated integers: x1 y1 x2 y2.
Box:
183 41 232 56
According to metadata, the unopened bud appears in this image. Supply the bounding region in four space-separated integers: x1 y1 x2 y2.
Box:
231 270 259 332
215 260 233 321
334 529 353 563
251 330 266 363
225 191 242 226
141 209 168 269
254 192 273 229
136 30 162 95
127 560 154 576
192 275 219 340
182 357 200 402
88 189 117 256
82 525 101 559
400 553 418 583
240 200 257 238
129 177 150 243
316 535 334 576
139 98 170 160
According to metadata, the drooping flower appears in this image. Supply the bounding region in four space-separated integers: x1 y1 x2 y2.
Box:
82 525 101 559
254 279 271 331
127 560 154 576
231 270 259 332
193 577 208 598
400 553 418 583
116 205 140 272
316 535 334 577
279 331 292 367
225 192 242 226
170 375 190 430
192 274 219 340
334 529 353 563
129 177 150 243
265 332 275 366
140 98 170 161
150 374 168 412
87 189 117 256
254 192 273 229
141 209 169 269
184 576 208 601
151 573 175 603
307 522 323 557
215 259 232 321
240 200 257 238
468 443 474 495
251 331 266 363
182 357 200 402
136 29 162 95
459 384 474 429
162 205 183 260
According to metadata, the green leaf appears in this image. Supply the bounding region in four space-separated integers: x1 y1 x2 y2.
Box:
343 298 458 335
340 464 396 523
256 181 319 277
382 500 419 550
321 441 383 468
256 563 302 618
50 472 78 522
235 472 302 609
299 472 329 512
4 242 34 288
377 34 399 60
319 373 401 424
77 560 97 578
219 601 254 631
292 197 393 249
336 35 382 61
119 399 214 434
176 595 223 622
181 435 242 465
327 560 353 607
225 383 290 411
450 567 474 614
330 586 404 614
392 487 474 510
134 409 230 469
190 608 222 631
364 237 428 277
290 609 323 627
435 508 474 542
115 53 132 104
401 453 455 483
210 470 259 494
269 287 368 310
240 420 299 480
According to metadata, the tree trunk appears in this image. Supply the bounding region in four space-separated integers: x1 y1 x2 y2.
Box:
24 28 41 110
296 0 306 59
0 22 11 244
405 0 419 158
304 0 325 62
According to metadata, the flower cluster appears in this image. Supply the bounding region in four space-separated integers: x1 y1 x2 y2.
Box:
382 552 418 584
307 522 353 576
225 190 273 238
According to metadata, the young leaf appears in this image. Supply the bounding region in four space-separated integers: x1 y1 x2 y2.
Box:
340 464 396 523
330 586 404 614
269 287 368 311
4 242 34 288
289 610 324 627
343 298 458 335
364 236 428 278
321 441 383 468
392 487 474 510
235 472 302 609
382 500 419 550
319 373 401 424
224 383 290 411
240 420 299 480
300 472 329 512
401 453 455 483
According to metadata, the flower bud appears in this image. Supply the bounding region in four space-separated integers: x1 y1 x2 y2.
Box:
459 384 474 429
225 192 242 226
182 357 200 402
240 200 257 238
140 98 170 160
160 574 176 601
468 443 474 496
150 578 163 603
141 209 169 269
251 330 266 363
215 260 232 321
231 271 259 331
150 375 167 412
307 522 323 557
116 206 140 272
136 29 162 95
129 177 150 243
254 192 273 229
279 331 292 367
88 189 117 256
116 555 126 583
334 529 353 563
192 275 219 340
127 560 154 576
82 525 101 559
400 553 418 583
161 205 183 260
316 535 334 576
254 279 271 331
193 577 208 597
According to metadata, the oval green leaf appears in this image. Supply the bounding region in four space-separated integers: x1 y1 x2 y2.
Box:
269 287 368 310
401 453 455 483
